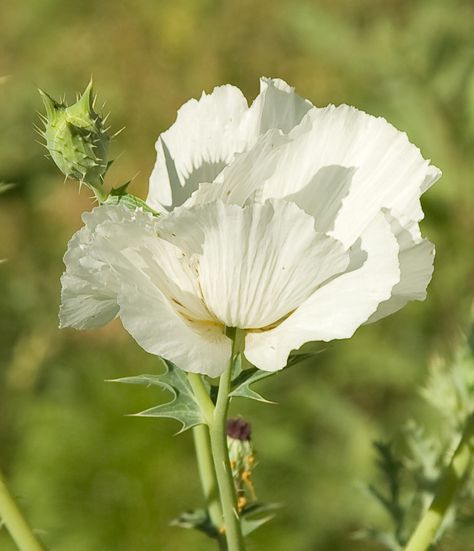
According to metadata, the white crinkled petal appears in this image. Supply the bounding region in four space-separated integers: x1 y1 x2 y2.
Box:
181 130 290 209
60 205 137 330
180 103 439 250
61 204 231 376
243 77 313 137
367 213 435 323
244 212 401 371
60 266 119 330
147 77 312 212
147 85 249 212
160 200 350 330
258 104 440 247
102 215 231 376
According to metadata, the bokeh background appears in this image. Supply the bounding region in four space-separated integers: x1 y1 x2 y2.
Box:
1 0 474 549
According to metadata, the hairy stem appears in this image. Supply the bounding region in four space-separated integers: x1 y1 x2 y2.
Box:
0 471 45 551
404 413 474 551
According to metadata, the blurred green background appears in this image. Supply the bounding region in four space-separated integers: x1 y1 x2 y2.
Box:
1 0 474 549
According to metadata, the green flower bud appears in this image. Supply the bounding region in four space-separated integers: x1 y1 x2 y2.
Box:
39 81 109 196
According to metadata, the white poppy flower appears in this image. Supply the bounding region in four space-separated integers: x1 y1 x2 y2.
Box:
60 78 441 376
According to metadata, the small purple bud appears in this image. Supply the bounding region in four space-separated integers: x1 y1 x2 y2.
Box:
227 418 252 441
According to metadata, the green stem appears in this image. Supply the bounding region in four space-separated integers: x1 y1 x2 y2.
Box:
188 372 226 549
0 471 45 551
404 413 474 551
188 373 214 425
208 331 246 551
192 425 226 550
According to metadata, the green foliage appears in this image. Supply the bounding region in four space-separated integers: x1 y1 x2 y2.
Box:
229 367 277 404
240 502 281 536
0 183 15 262
363 314 474 549
171 502 280 540
105 181 159 214
111 360 204 434
421 329 474 432
171 508 218 539
228 347 324 404
367 442 406 547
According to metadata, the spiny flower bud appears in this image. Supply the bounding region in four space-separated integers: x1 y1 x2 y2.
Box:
39 81 109 196
227 418 257 512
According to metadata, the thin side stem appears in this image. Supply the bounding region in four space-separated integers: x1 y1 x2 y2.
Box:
192 425 226 550
188 373 214 425
0 471 45 551
404 413 474 551
208 331 246 551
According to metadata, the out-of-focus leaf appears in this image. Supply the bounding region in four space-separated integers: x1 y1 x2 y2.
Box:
353 528 402 551
0 182 15 194
170 508 219 539
241 502 281 536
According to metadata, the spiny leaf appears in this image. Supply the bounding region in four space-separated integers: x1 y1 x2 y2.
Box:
172 503 280 538
241 502 280 536
231 352 243 379
170 508 219 539
229 367 276 403
286 353 315 368
105 189 159 215
241 515 274 536
287 342 325 368
109 180 130 196
110 360 203 434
